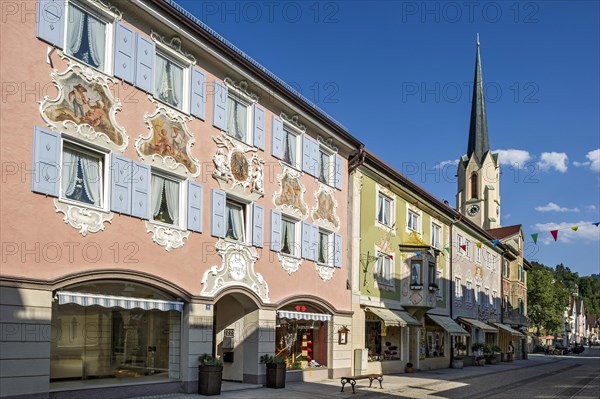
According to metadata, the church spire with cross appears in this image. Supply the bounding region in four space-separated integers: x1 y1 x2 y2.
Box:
456 35 501 230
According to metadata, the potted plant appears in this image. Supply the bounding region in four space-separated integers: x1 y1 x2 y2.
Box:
483 344 498 364
260 354 286 389
472 343 485 366
452 342 466 369
198 354 223 396
405 362 414 373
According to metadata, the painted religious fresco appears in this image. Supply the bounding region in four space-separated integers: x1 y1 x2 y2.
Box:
40 63 127 152
212 135 265 197
273 167 308 218
311 184 340 230
136 104 200 177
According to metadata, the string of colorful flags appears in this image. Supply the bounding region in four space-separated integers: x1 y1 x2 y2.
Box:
434 221 600 253
529 222 600 244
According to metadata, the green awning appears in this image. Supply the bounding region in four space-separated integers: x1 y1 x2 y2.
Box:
493 323 525 337
366 307 421 327
427 314 470 336
459 317 498 333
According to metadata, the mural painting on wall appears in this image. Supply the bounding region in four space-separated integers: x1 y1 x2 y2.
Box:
40 63 127 152
273 166 308 218
311 184 340 231
136 103 200 177
212 135 265 196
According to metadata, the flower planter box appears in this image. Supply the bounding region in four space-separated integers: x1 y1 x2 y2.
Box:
452 359 464 369
198 365 223 396
265 363 286 389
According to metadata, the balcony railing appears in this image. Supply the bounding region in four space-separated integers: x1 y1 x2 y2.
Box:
503 309 530 326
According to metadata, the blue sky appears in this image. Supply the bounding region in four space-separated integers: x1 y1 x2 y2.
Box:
174 0 600 276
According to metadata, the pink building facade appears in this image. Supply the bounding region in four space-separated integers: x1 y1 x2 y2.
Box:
0 1 361 397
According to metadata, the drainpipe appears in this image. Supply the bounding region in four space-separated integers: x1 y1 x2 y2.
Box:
449 222 454 365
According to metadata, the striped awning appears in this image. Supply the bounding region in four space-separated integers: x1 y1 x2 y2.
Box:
277 310 331 321
366 307 421 327
493 323 525 337
459 317 499 333
56 291 184 312
427 314 470 336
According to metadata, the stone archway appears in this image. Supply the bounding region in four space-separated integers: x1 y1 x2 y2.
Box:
214 292 273 383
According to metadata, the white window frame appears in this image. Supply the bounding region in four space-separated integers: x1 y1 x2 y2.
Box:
224 196 250 244
150 169 185 230
466 281 473 303
407 209 421 233
455 277 462 298
375 251 394 287
64 1 115 75
485 288 490 307
154 49 191 113
493 290 498 310
317 228 334 266
465 240 471 259
431 222 442 249
59 139 108 212
457 235 464 253
317 145 334 186
410 260 422 287
475 246 481 263
225 91 254 145
280 215 300 258
281 125 301 170
427 260 437 287
377 192 393 227
475 285 481 304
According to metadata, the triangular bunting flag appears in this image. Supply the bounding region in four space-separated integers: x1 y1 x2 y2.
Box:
476 242 482 248
531 233 538 244
444 246 451 253
415 251 421 257
594 222 600 227
387 254 394 260
571 226 579 231
492 239 499 247
460 244 466 251
550 230 559 241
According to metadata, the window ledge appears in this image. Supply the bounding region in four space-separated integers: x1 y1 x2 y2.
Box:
54 199 113 237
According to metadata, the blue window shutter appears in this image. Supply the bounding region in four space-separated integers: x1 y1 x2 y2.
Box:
110 155 132 215
135 33 155 94
187 180 203 233
212 80 228 131
252 203 264 247
190 67 206 120
271 116 283 159
270 210 282 252
253 104 265 150
36 0 65 48
114 22 135 83
311 224 319 262
32 126 60 196
302 135 312 175
301 221 312 260
131 161 150 219
335 154 343 190
211 189 226 238
334 233 342 267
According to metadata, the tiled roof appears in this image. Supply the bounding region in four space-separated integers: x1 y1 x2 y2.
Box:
487 224 522 240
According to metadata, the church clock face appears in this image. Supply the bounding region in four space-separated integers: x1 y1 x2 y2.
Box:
468 204 480 216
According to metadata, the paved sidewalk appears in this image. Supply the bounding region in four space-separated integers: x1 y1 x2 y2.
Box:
130 354 562 398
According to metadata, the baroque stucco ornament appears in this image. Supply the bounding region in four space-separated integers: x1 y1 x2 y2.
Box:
144 221 190 252
136 100 200 177
311 184 340 231
201 239 270 303
212 135 265 198
316 264 335 281
40 60 128 152
272 166 308 219
278 253 303 275
54 200 113 237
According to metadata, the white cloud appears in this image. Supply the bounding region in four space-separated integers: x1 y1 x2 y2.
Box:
535 202 580 213
573 161 590 167
538 152 568 173
587 205 597 212
494 149 532 168
586 149 600 172
533 221 600 244
437 159 459 168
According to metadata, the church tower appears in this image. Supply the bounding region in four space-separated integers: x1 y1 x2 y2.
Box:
456 36 501 229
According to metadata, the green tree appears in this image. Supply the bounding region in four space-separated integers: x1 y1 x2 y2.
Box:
528 262 565 334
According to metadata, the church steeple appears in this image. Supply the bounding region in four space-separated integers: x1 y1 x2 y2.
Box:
467 34 489 162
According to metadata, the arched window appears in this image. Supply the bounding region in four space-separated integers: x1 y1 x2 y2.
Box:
470 173 478 199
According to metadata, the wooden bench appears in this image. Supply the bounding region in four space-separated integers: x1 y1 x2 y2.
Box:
340 374 383 394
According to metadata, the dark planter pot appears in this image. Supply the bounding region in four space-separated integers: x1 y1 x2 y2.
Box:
452 359 464 369
198 365 223 396
265 363 286 389
485 356 497 365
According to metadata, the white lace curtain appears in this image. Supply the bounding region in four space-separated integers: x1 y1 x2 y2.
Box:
67 4 105 70
226 203 244 241
377 195 390 225
283 131 296 166
61 148 101 206
151 175 179 225
227 97 247 141
156 55 182 108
